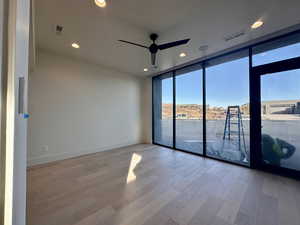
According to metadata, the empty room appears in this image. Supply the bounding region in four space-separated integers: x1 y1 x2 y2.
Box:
1 0 300 225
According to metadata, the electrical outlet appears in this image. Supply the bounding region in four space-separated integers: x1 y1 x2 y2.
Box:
41 145 49 152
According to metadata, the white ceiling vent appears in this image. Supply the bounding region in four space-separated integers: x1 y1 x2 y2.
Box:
199 45 208 52
224 31 245 42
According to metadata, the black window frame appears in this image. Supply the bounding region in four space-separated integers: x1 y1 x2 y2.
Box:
152 28 300 179
250 56 300 179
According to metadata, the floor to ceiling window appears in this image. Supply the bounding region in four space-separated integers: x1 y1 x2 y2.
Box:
175 65 203 154
206 51 250 165
152 29 300 177
153 73 173 147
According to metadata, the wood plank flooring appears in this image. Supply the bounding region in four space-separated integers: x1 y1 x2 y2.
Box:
27 144 300 225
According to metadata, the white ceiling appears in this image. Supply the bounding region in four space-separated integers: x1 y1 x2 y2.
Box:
35 0 300 76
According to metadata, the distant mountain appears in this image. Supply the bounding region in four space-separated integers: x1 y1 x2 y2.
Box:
161 103 249 119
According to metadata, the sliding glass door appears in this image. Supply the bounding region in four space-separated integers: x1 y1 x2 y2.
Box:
153 73 173 147
175 66 203 154
251 55 300 176
261 69 300 171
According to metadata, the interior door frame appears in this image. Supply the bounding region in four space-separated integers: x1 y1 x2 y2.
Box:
250 55 300 178
0 0 9 223
0 0 30 224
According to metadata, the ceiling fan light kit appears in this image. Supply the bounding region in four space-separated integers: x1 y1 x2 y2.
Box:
95 0 107 8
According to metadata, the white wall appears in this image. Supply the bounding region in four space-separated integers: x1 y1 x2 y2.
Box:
28 50 146 166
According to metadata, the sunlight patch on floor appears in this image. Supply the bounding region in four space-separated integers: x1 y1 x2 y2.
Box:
126 153 142 184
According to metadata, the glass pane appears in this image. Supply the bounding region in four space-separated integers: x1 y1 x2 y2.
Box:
153 74 173 147
206 53 250 166
253 32 300 66
175 68 203 154
261 69 300 171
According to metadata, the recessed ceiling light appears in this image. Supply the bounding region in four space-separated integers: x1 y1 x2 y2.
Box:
71 43 80 49
95 0 106 8
251 20 264 29
180 52 187 58
144 68 148 72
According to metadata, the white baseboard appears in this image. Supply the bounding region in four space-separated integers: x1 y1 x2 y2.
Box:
27 141 140 167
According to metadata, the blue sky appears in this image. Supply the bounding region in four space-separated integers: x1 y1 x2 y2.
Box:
162 42 300 107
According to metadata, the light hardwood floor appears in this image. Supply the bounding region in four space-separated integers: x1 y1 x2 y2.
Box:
27 144 300 225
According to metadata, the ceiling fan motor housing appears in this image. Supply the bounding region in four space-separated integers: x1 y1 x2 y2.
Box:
149 33 159 54
149 44 158 54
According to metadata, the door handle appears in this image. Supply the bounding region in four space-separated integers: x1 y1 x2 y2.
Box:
18 77 25 115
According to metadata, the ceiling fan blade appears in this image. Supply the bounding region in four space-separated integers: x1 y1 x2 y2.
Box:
158 39 190 50
118 40 148 49
151 53 156 65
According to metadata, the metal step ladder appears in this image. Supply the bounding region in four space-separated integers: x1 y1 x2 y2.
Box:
223 106 248 161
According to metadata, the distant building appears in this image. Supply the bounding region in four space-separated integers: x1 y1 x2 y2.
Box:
261 100 300 115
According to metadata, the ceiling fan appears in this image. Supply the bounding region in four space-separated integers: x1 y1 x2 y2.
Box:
118 33 190 66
